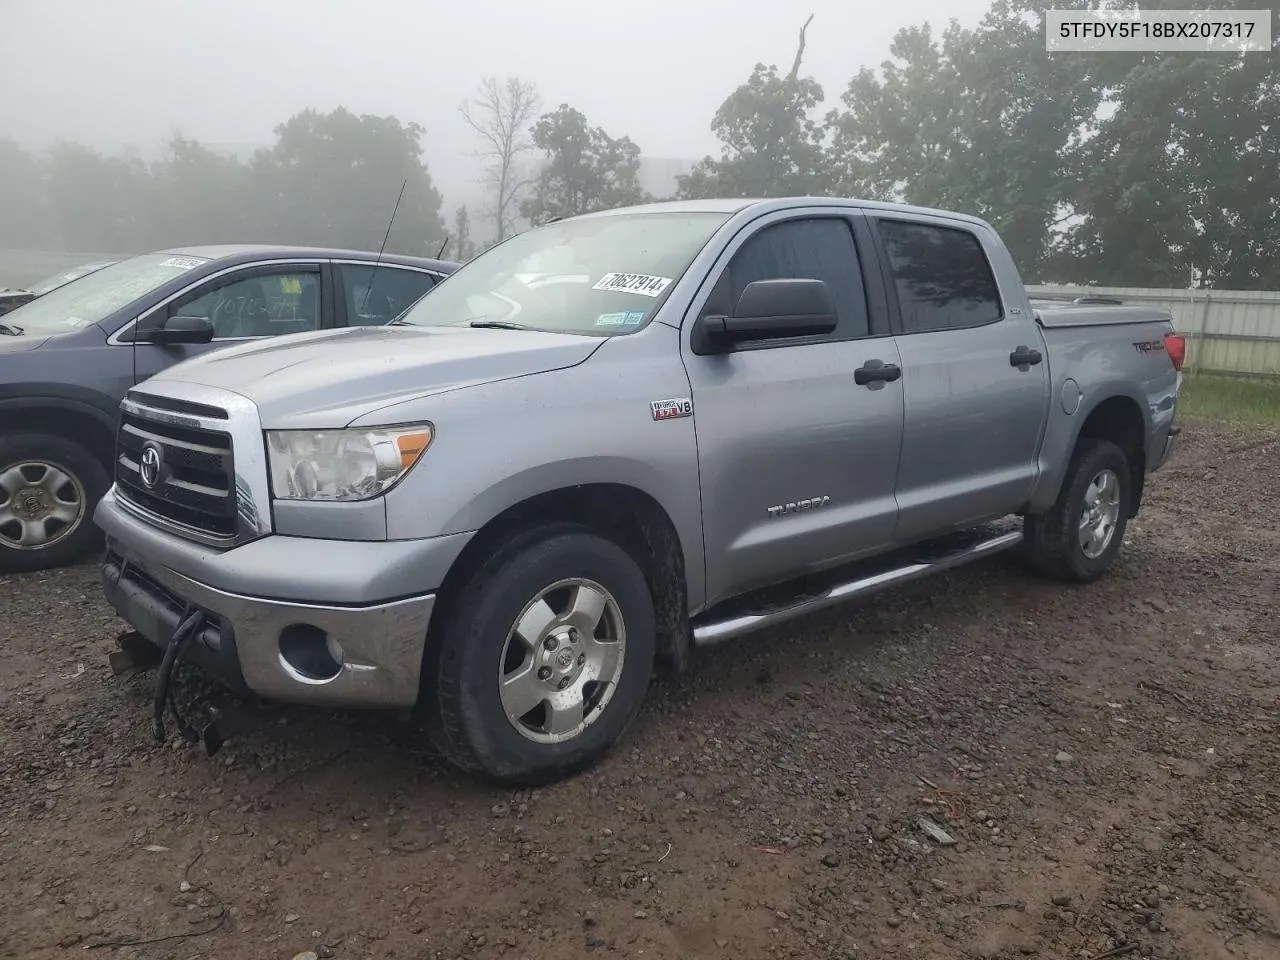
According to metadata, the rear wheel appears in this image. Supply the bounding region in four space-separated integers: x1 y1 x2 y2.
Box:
1024 438 1131 583
423 524 656 785
0 433 108 573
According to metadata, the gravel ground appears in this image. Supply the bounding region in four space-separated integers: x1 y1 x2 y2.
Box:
2 419 1277 960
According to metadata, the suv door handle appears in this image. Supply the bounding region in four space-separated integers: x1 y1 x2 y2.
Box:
1010 346 1043 368
854 359 902 385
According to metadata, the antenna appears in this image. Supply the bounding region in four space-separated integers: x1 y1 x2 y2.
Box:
362 178 407 314
436 236 449 259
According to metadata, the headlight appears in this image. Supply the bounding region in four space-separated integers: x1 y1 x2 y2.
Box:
265 425 433 501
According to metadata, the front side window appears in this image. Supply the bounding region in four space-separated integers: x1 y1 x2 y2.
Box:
876 220 1003 333
340 264 436 326
394 212 730 336
701 217 871 340
172 270 321 339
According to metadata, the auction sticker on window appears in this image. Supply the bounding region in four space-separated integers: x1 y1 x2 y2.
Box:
595 310 648 328
159 256 208 270
592 272 672 297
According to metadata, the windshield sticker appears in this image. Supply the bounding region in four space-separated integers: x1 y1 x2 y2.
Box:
595 311 630 328
623 310 646 326
159 256 207 270
592 273 672 298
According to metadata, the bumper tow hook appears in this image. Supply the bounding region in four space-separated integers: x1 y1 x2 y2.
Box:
152 609 206 743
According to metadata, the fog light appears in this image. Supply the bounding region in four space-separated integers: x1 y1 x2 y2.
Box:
278 623 343 683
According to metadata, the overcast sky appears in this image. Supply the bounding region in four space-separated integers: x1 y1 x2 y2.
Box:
0 0 988 214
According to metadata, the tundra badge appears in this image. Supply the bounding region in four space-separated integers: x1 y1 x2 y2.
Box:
767 496 832 518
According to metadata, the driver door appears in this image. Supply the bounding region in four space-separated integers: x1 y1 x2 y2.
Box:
681 212 904 607
131 262 330 384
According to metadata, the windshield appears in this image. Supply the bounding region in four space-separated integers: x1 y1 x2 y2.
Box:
5 253 209 335
27 261 117 296
395 212 730 335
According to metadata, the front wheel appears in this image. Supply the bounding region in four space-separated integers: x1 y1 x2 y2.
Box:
0 433 109 574
1024 438 1132 583
423 524 656 785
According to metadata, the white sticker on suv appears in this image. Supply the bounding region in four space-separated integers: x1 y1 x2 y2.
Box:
592 273 672 297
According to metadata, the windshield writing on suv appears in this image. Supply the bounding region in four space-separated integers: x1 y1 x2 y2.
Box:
5 253 210 335
395 212 730 335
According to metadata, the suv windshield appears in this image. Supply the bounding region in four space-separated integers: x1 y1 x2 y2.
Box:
395 212 730 335
5 253 210 335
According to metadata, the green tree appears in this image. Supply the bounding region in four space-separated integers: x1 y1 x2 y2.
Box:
450 205 477 261
521 105 648 224
1051 2 1280 288
826 1 1106 280
42 142 154 252
149 135 253 248
677 15 832 199
0 139 51 249
249 106 445 255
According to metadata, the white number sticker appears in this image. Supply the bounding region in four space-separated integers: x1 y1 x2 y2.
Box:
592 272 672 298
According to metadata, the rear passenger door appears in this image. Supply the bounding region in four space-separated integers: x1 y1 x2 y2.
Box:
682 211 904 607
334 262 440 326
870 216 1050 543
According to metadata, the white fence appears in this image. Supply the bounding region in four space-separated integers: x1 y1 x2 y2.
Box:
1028 284 1280 379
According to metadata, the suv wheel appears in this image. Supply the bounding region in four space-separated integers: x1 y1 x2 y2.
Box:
1024 438 1132 583
424 524 656 785
0 433 108 574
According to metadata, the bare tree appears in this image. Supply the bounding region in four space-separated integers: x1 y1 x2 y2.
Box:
461 76 542 242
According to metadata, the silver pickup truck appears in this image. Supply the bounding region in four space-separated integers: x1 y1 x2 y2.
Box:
95 197 1183 785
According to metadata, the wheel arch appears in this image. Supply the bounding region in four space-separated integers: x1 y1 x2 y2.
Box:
1031 388 1149 518
432 482 692 673
0 394 117 468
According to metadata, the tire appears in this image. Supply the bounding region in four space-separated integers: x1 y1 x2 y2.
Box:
1024 438 1131 584
423 523 656 786
0 433 109 574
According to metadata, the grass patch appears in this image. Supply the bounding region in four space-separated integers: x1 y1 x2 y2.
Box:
1181 374 1280 424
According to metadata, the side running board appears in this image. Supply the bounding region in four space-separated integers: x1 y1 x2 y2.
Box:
691 528 1024 646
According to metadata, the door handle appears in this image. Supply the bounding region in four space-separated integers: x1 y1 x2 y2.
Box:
1009 346 1043 368
854 359 902 385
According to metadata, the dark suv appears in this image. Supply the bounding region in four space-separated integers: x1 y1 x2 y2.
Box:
0 244 456 572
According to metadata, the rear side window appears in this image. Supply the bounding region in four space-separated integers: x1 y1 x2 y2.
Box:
705 218 871 341
876 220 1002 333
341 264 437 326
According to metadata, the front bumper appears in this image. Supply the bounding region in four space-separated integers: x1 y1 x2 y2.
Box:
95 489 466 710
102 546 434 708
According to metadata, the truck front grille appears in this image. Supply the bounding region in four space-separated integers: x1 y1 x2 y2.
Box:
115 402 238 540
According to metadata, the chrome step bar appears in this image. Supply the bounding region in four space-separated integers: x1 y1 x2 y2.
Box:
691 529 1024 646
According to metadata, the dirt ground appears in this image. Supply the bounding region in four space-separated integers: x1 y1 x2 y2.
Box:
2 419 1277 960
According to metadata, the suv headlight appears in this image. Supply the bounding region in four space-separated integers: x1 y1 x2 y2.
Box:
266 425 433 501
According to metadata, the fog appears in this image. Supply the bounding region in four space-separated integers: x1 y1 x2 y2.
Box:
0 0 985 219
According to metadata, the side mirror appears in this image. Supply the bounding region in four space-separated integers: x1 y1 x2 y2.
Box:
701 278 837 346
139 315 215 345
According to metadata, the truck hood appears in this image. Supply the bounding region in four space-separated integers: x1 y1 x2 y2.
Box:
146 324 603 426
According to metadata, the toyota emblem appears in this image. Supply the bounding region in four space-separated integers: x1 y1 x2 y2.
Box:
139 443 163 489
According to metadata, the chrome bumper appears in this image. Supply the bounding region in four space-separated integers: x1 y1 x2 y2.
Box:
102 540 435 709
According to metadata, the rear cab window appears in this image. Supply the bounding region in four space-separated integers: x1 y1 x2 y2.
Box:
875 219 1003 334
